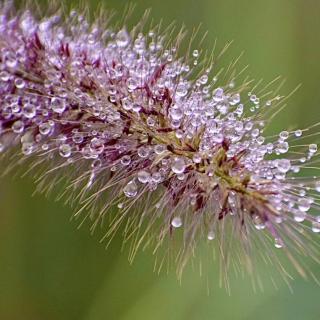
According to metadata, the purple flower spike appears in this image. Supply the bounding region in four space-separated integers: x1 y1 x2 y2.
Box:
1 1 320 289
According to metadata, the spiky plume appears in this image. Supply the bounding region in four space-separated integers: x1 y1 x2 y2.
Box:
0 1 320 290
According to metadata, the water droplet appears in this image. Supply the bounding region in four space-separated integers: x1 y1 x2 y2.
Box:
192 153 202 164
309 144 317 153
72 133 84 144
251 128 260 138
137 170 150 184
279 131 289 140
51 97 66 113
274 238 283 249
294 129 302 137
312 217 320 233
90 138 104 155
121 155 131 166
177 173 185 180
58 143 71 157
0 71 10 82
152 172 162 183
21 142 34 155
294 211 306 222
277 142 289 154
171 217 182 228
229 93 240 105
126 77 138 91
253 215 266 230
147 116 155 127
87 33 96 44
116 29 131 47
229 81 235 88
214 88 224 102
250 94 257 102
122 98 133 111
170 106 183 120
154 144 166 155
171 157 186 174
192 49 199 57
91 159 101 169
298 198 310 212
176 83 188 97
207 231 215 240
12 120 24 133
175 129 184 139
276 159 291 173
300 157 306 163
22 104 36 118
14 78 25 89
123 180 138 198
39 122 51 135
138 146 150 158
132 104 141 112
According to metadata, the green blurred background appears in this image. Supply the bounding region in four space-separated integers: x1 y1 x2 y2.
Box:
1 0 320 319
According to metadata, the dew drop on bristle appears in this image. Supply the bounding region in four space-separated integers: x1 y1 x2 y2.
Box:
39 122 51 135
294 211 306 223
12 120 24 133
138 170 150 184
170 106 183 120
22 104 36 118
294 129 302 137
171 157 186 174
176 83 188 97
154 144 166 155
298 198 311 212
14 78 25 89
312 217 320 233
121 155 131 166
192 49 199 57
51 98 66 113
138 146 150 158
253 215 266 230
116 29 131 47
309 144 317 153
276 159 291 173
274 238 283 249
59 144 71 157
21 142 34 155
207 231 215 240
123 180 138 198
171 217 182 228
192 153 202 164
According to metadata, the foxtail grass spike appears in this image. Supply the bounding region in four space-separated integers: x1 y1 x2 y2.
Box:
0 1 320 289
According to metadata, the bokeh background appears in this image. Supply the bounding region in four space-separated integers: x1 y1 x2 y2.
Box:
1 0 320 319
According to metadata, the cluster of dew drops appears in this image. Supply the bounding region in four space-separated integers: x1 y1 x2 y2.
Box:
0 7 320 250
